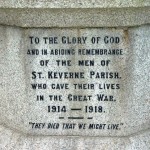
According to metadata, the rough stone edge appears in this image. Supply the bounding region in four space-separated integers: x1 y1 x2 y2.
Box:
0 0 150 9
0 7 150 27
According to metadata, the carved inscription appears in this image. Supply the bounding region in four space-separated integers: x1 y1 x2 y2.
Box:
25 29 126 135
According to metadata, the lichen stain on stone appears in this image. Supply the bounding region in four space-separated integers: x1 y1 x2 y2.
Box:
123 29 130 46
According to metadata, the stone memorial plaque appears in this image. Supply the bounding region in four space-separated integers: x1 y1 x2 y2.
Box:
1 27 148 137
25 28 126 136
0 1 150 149
25 29 119 136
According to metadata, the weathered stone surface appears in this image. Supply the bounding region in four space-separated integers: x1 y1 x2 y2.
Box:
0 8 149 27
0 0 150 8
0 125 150 150
0 1 150 149
0 0 149 28
0 24 149 144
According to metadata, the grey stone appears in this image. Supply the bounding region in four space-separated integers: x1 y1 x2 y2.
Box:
0 1 150 149
0 25 150 149
0 125 150 150
0 8 149 28
0 0 150 8
0 1 149 27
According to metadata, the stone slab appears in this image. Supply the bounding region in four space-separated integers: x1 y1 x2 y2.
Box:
0 8 149 27
0 25 149 138
0 1 150 149
0 0 150 28
0 125 150 150
0 0 150 8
